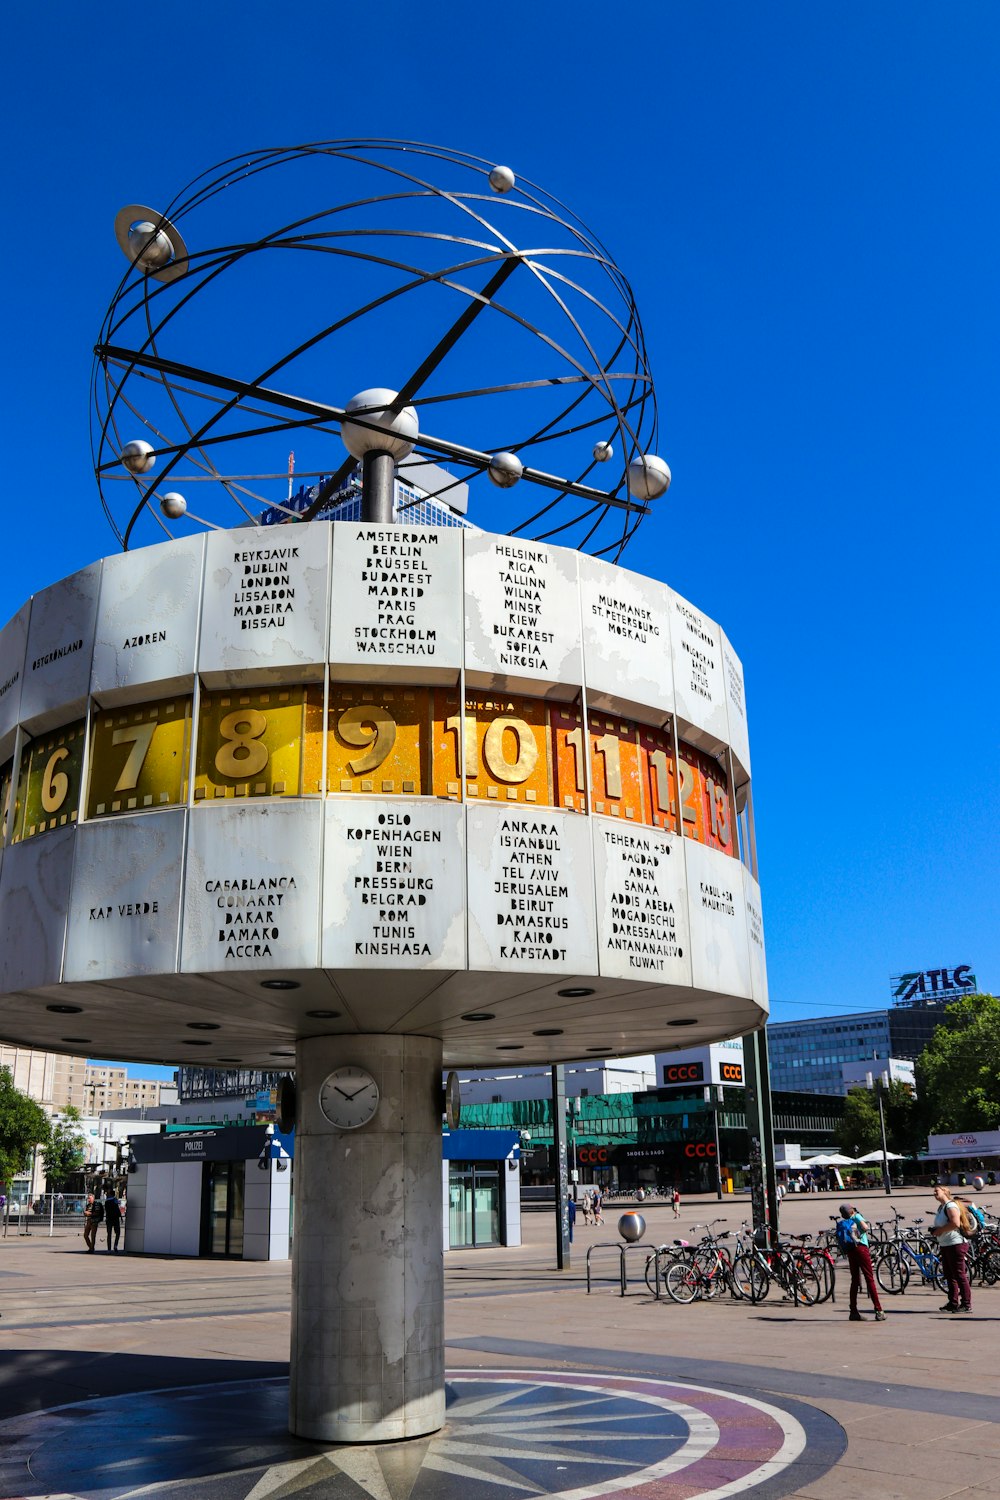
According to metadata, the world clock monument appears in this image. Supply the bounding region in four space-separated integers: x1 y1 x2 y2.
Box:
0 143 767 1443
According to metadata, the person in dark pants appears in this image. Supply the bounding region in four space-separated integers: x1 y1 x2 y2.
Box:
103 1188 123 1253
82 1192 103 1252
838 1203 886 1322
930 1185 971 1312
567 1196 576 1244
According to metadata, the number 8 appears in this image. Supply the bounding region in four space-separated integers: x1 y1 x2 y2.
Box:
215 709 269 778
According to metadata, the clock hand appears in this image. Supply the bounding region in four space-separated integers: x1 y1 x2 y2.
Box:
334 1087 353 1100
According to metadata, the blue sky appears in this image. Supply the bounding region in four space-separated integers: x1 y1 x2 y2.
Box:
4 5 998 1076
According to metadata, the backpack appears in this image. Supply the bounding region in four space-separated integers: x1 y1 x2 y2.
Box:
959 1204 980 1239
835 1216 859 1250
91 1200 104 1223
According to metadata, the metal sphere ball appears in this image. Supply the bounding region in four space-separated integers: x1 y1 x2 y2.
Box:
159 492 187 520
487 451 524 488
973 1175 985 1191
593 441 614 463
121 440 156 475
618 1211 646 1243
627 454 671 501
340 389 418 461
127 221 173 271
489 164 516 194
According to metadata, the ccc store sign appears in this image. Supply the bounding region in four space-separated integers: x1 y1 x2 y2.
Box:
720 1063 743 1082
578 1146 609 1165
684 1142 718 1158
664 1063 704 1084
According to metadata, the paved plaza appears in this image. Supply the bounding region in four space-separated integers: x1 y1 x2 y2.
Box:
1 1187 998 1499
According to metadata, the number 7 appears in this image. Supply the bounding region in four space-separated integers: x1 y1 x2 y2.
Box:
112 722 156 792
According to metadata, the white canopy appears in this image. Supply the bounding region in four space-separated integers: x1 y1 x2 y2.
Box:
802 1153 858 1167
854 1149 903 1162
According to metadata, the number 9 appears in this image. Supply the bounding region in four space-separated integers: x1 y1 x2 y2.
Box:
337 706 397 775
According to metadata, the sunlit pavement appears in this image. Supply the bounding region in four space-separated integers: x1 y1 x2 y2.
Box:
2 1188 999 1499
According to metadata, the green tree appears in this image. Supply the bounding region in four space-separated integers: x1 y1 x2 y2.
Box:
41 1106 87 1189
915 993 1000 1133
881 1078 922 1157
0 1067 50 1199
836 1087 881 1158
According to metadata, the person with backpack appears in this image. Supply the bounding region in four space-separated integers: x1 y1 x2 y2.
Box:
930 1184 972 1312
836 1203 886 1322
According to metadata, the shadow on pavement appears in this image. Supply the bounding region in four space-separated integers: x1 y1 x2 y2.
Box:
0 1349 288 1420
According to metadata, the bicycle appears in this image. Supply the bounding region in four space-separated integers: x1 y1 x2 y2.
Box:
661 1221 750 1303
731 1221 822 1305
785 1229 837 1304
643 1237 691 1295
872 1211 946 1295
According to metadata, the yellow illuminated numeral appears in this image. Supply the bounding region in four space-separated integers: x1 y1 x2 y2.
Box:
564 726 586 792
111 722 157 792
593 733 622 800
649 748 676 815
482 717 538 784
215 709 269 778
337 705 397 775
445 713 478 778
41 749 70 813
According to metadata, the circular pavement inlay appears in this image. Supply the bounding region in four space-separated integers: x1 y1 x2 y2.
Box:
0 1369 844 1499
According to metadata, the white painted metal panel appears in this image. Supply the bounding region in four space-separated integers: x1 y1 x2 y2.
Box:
463 534 582 696
181 802 323 973
329 523 463 682
466 805 597 975
0 828 75 991
591 817 692 986
322 799 466 970
683 840 752 999
92 536 204 699
0 604 29 750
19 564 102 731
199 523 330 683
668 588 729 748
63 812 185 981
168 1162 203 1256
579 555 672 721
743 867 768 1010
719 628 751 780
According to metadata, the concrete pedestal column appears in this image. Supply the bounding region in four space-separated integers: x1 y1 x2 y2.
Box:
289 1033 445 1443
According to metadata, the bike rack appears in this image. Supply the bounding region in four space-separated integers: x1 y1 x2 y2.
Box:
585 1240 652 1296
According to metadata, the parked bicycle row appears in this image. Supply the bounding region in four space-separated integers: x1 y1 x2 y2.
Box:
636 1184 993 1317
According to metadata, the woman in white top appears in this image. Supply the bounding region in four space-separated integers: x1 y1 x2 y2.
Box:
929 1184 971 1313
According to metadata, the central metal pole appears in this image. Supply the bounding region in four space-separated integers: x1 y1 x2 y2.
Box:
551 1064 571 1268
743 1029 780 1248
361 450 395 523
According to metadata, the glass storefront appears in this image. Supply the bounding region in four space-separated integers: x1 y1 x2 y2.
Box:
202 1160 245 1257
448 1162 501 1248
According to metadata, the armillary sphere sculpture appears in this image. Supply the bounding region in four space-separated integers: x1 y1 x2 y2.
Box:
93 140 670 555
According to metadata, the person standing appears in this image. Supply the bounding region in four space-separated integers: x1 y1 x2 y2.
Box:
82 1192 103 1253
103 1188 123 1253
672 1187 681 1220
837 1203 886 1321
930 1184 971 1313
567 1195 576 1245
592 1187 603 1225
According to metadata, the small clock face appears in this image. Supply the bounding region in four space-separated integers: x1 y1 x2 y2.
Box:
318 1066 380 1130
445 1070 461 1131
